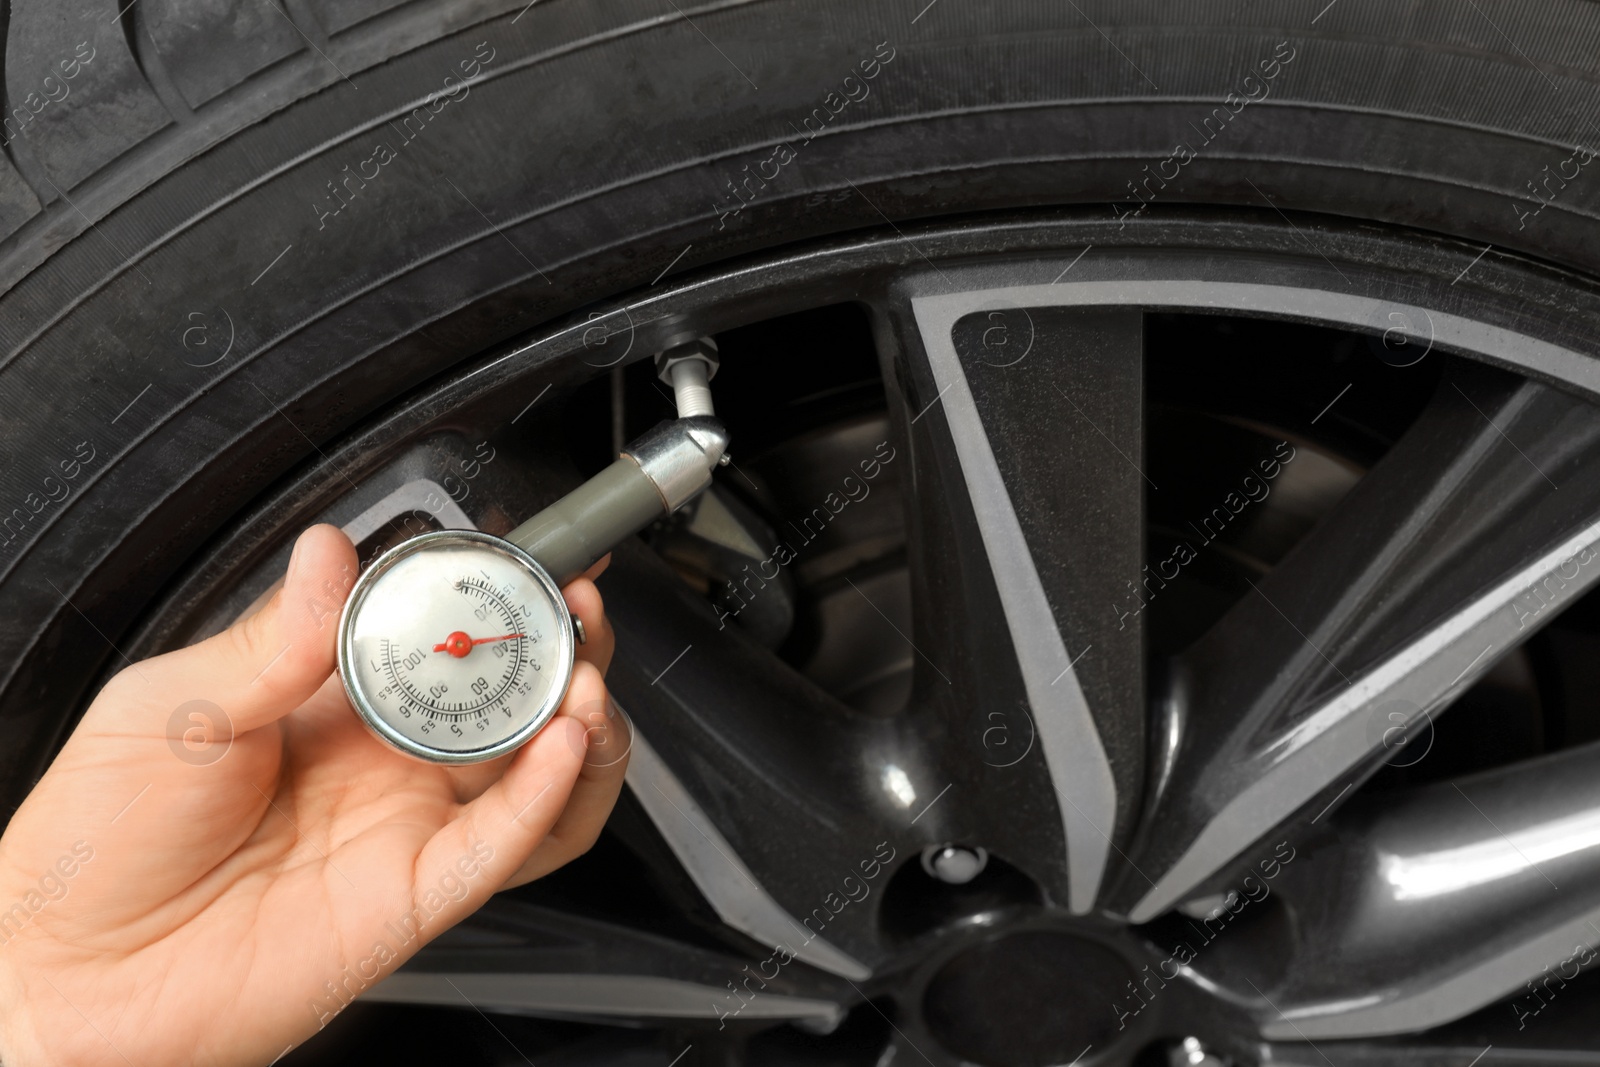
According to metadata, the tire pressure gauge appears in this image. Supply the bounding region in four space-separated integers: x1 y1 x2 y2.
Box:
339 531 577 763
337 342 726 764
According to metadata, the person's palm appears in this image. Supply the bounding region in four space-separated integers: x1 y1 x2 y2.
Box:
0 525 629 1067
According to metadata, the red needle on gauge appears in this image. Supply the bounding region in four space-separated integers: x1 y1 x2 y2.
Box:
434 630 524 658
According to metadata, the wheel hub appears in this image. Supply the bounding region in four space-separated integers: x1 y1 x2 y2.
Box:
923 928 1136 1067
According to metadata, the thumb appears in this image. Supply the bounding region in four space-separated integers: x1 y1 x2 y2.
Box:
86 524 359 739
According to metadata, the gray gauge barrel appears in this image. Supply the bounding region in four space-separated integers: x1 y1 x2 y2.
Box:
506 415 729 585
506 458 663 585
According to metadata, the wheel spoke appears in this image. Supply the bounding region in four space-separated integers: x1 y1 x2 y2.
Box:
1127 364 1600 921
888 291 1145 912
370 972 843 1025
599 540 895 978
1247 741 1600 1039
1266 1045 1600 1067
364 898 847 1027
621 726 869 980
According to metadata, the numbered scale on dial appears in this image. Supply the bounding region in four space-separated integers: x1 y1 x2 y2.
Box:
338 530 576 763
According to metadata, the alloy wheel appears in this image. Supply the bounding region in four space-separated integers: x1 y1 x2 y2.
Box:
125 210 1600 1066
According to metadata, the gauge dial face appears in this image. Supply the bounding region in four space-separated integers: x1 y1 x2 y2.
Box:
338 531 575 763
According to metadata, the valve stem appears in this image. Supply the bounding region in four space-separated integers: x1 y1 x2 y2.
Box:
668 359 714 417
656 337 719 419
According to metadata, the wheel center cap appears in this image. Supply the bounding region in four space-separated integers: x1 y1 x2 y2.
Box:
922 930 1135 1067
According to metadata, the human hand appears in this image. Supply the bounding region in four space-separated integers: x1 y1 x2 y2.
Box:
0 524 629 1066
